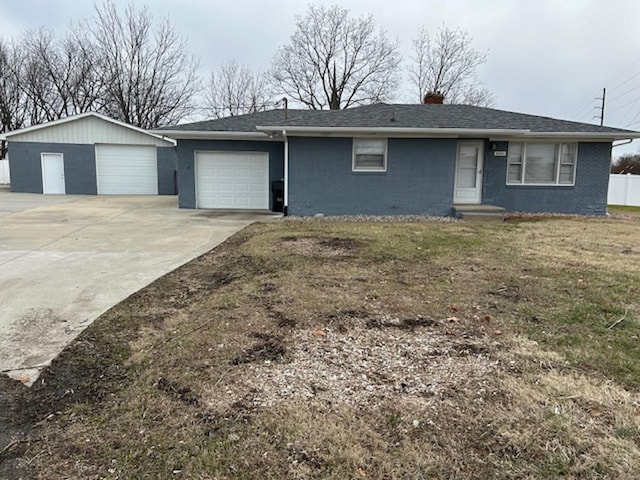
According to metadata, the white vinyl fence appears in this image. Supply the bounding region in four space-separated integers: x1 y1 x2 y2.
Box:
609 173 640 206
0 158 9 185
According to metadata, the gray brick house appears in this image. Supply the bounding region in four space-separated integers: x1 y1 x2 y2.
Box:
155 102 639 217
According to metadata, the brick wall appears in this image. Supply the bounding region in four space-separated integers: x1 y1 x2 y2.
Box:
288 137 456 216
176 139 284 209
482 141 612 215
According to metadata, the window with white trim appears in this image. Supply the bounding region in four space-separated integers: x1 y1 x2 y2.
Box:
353 138 387 171
507 142 577 185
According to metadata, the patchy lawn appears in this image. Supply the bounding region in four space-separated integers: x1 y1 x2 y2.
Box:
609 204 640 217
1 216 640 479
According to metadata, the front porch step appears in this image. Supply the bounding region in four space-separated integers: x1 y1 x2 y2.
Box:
454 204 506 223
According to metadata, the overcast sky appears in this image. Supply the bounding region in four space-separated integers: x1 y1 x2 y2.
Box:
2 0 640 156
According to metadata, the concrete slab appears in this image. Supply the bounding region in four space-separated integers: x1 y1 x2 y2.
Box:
0 192 279 384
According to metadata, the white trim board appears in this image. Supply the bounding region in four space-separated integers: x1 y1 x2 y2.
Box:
3 112 175 145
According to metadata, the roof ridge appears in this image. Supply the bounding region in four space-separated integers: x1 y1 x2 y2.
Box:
157 103 639 136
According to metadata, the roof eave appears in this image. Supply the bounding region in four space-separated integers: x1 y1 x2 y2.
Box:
256 126 531 137
3 112 176 146
151 130 277 141
257 125 639 141
520 131 640 141
2 112 98 139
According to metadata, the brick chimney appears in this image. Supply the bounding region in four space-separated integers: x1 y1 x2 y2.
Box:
423 91 444 104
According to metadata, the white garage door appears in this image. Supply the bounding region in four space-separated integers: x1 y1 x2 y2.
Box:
96 144 158 194
196 151 269 209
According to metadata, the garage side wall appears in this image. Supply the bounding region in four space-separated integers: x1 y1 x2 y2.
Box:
157 147 178 195
482 141 612 215
288 137 457 216
176 139 284 209
8 142 96 194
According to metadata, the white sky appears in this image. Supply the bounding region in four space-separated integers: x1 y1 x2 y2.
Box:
1 0 639 156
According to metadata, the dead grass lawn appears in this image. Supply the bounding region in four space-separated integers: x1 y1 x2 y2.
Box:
2 216 640 479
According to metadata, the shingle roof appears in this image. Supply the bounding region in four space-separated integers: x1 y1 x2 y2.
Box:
259 103 636 134
157 109 315 132
159 103 637 136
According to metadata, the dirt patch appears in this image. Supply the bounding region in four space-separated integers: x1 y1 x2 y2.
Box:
286 442 327 469
280 236 360 258
205 324 498 410
0 375 31 466
271 310 297 329
155 377 200 406
366 315 437 330
230 333 287 365
487 283 526 302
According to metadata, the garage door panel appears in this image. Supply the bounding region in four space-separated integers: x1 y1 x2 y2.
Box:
96 144 158 195
196 152 269 209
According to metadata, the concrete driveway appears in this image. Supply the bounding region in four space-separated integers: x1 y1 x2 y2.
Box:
0 189 276 384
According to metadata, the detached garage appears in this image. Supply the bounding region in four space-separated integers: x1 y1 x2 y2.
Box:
1 112 177 195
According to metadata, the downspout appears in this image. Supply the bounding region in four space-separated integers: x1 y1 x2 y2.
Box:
612 139 633 148
283 130 289 216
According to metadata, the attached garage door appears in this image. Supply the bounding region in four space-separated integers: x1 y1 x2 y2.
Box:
96 144 158 194
196 151 269 209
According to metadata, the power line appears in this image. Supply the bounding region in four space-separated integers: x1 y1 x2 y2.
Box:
617 94 640 126
588 57 640 127
604 54 640 93
608 96 640 116
607 82 640 105
570 98 597 120
623 108 640 128
607 69 640 95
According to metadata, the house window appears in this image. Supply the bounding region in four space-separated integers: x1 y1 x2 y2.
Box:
507 142 577 185
353 138 387 172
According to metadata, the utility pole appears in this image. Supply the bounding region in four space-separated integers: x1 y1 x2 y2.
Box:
596 87 606 126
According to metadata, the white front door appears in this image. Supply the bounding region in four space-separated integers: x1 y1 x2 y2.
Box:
41 153 65 194
454 142 484 204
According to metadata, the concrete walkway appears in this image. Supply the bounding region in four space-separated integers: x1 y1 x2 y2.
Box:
0 191 277 384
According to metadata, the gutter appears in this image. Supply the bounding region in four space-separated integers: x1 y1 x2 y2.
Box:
256 125 640 142
613 139 634 148
256 126 530 137
150 130 275 141
518 132 640 140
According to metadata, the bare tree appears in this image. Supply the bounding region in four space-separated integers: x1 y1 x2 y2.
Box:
0 40 28 133
205 61 273 118
19 28 100 123
0 39 31 158
409 25 494 107
612 153 640 174
88 0 199 128
271 4 401 110
1 0 199 149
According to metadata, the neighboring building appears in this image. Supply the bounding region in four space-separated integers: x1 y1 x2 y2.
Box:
0 113 177 195
156 101 639 217
0 156 9 185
